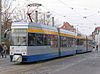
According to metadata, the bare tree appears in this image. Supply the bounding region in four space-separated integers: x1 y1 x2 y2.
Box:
1 0 17 51
2 0 16 34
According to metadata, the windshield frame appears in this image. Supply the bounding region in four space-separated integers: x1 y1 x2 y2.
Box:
11 28 28 46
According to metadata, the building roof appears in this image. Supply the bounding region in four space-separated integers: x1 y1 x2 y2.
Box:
59 22 76 32
95 27 100 30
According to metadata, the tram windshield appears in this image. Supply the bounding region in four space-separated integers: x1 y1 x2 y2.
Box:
11 28 27 46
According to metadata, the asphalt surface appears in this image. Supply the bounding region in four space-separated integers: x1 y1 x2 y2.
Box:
0 51 100 74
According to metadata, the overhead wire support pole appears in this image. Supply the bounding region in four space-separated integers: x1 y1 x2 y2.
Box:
0 0 1 44
35 10 38 23
57 28 61 56
52 17 54 26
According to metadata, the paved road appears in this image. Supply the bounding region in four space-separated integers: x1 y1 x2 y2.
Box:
0 51 100 74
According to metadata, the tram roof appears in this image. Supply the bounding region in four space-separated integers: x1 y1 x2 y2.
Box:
12 22 91 39
11 22 29 28
11 22 57 30
28 22 57 31
60 29 76 36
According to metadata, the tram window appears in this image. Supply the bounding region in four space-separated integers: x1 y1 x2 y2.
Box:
50 35 58 47
77 39 84 45
28 33 36 46
28 33 50 46
61 36 69 47
19 37 26 45
11 36 27 46
28 33 58 46
72 39 76 46
61 36 65 47
60 37 75 47
43 34 50 45
36 34 44 46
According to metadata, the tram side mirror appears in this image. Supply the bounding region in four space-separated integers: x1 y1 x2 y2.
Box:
4 29 11 38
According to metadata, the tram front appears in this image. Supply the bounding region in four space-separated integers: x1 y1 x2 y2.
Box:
10 23 28 63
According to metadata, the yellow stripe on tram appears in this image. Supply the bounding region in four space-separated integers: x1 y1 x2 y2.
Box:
60 33 75 38
28 28 77 38
27 28 58 35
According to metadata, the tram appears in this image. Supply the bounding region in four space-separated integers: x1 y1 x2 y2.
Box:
10 22 93 63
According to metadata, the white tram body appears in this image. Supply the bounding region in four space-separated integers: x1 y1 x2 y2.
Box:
10 22 93 63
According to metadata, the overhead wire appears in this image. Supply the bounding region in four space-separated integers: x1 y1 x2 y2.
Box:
42 5 69 17
39 0 94 19
57 0 84 17
57 0 100 34
58 0 100 26
28 0 100 27
57 0 100 19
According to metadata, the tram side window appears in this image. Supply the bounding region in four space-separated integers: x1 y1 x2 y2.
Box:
50 35 58 48
61 36 67 47
28 33 50 46
28 33 36 46
43 34 50 45
72 39 76 46
60 37 75 47
66 37 73 47
36 34 44 46
77 39 84 45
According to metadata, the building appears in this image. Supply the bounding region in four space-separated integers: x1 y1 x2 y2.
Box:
59 22 76 32
92 27 100 50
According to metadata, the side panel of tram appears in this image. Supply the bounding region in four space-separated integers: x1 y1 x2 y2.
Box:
23 24 59 62
59 29 76 56
10 22 93 63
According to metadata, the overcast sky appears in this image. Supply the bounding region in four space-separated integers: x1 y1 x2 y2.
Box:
11 0 100 35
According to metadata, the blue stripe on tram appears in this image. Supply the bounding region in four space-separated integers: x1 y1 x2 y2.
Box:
61 50 76 56
22 50 76 62
22 53 59 62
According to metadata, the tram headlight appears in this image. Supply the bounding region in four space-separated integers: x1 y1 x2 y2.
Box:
12 55 22 63
22 52 26 54
21 49 27 55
